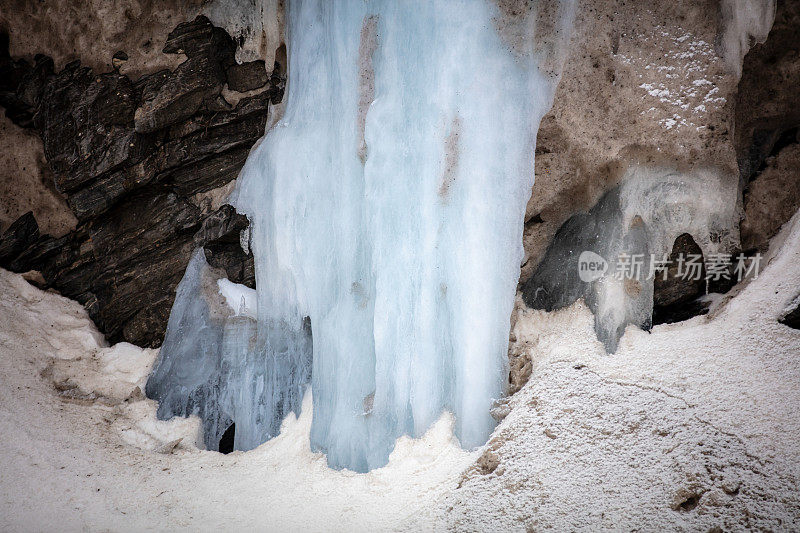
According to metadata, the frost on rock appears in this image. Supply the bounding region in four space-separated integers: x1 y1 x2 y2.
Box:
148 0 574 471
522 166 740 352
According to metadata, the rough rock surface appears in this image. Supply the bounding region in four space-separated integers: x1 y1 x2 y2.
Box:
0 0 284 79
522 0 744 282
0 211 38 264
0 16 278 347
651 233 711 324
740 141 800 251
512 0 797 383
0 113 75 236
736 0 800 252
653 233 706 309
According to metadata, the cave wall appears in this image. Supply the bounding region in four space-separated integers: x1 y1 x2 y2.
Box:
735 0 800 252
0 0 284 78
510 0 798 387
0 15 282 347
522 0 752 282
0 113 76 236
0 0 796 356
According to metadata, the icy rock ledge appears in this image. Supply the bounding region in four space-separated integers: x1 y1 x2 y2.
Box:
522 165 741 352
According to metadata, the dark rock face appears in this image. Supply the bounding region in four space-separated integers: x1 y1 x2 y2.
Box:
196 204 255 287
135 19 233 135
652 233 708 325
521 186 653 353
781 300 800 330
226 60 269 92
735 0 800 252
0 16 275 347
653 233 705 308
0 211 39 263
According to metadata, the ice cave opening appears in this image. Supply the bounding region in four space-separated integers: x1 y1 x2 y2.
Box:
219 423 236 455
145 0 576 472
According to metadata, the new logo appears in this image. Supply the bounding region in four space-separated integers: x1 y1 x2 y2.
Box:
578 251 608 282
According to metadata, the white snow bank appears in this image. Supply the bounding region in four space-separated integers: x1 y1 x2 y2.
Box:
0 266 474 531
437 209 800 530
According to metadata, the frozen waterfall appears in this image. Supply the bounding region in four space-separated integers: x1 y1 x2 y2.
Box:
147 0 574 472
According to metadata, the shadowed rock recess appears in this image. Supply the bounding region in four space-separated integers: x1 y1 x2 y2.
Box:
736 0 800 253
0 16 283 346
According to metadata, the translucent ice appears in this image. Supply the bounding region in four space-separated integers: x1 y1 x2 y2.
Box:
149 0 574 471
146 250 312 451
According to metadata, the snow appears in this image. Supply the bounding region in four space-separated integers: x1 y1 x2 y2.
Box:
0 265 474 531
439 209 800 530
0 208 798 530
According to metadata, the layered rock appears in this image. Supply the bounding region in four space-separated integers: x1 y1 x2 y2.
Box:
0 16 279 346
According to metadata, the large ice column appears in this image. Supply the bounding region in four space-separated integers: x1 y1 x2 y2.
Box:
149 0 574 472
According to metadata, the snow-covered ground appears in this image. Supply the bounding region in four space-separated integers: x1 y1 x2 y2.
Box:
440 212 800 530
1 212 799 531
0 269 474 531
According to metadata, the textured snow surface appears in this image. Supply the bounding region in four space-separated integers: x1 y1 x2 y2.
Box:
0 209 799 530
0 266 474 531
438 210 800 531
150 0 574 472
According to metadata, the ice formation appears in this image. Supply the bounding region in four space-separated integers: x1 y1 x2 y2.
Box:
718 0 776 78
147 0 574 471
146 251 312 451
522 165 740 352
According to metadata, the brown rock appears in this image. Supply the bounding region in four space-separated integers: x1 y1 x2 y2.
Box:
740 143 800 251
225 60 268 92
522 0 742 282
0 18 276 347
